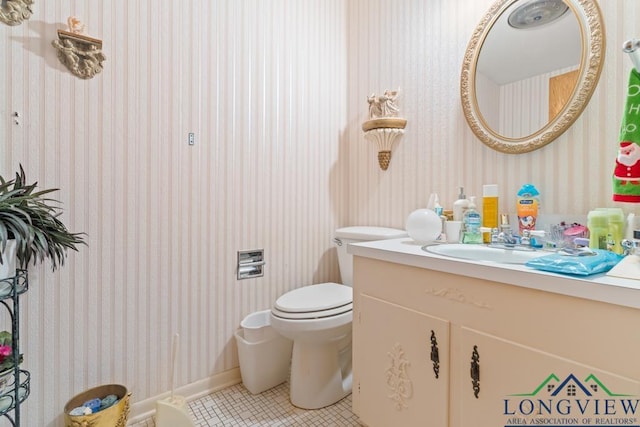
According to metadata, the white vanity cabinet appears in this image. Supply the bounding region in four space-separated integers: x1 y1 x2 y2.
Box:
352 256 640 427
355 294 450 426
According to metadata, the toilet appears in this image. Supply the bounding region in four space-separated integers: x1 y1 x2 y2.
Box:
270 226 408 409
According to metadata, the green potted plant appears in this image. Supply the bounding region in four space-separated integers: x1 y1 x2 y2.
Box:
0 165 85 279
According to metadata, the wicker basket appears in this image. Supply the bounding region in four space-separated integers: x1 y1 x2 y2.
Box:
64 384 130 427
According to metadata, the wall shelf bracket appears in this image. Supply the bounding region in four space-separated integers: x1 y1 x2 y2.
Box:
0 0 34 26
362 89 407 171
52 20 106 80
362 119 407 171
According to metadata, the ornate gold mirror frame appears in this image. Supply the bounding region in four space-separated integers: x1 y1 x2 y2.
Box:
460 0 605 154
0 0 34 26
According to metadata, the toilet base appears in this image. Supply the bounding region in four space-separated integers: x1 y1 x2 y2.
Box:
289 332 352 409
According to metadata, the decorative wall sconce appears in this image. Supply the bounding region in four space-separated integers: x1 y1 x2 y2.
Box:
52 17 106 80
0 0 34 26
362 89 407 171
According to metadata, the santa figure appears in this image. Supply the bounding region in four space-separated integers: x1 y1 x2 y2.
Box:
614 141 640 185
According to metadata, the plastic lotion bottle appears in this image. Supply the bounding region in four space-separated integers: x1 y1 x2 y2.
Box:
626 213 636 241
595 208 625 254
462 196 482 244
516 184 540 234
482 184 499 243
587 210 609 250
453 187 470 222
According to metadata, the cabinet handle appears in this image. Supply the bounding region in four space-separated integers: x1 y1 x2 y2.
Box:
430 330 440 379
470 345 480 398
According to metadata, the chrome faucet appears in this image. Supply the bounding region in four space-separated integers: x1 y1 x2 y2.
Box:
520 229 546 247
621 239 640 256
487 222 545 250
497 226 518 245
493 214 518 245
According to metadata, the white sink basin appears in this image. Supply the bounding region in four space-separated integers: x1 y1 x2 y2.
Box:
424 243 545 265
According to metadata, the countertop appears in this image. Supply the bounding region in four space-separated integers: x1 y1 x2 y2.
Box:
348 238 640 310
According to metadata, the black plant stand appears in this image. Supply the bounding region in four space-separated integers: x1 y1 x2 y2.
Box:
0 270 31 427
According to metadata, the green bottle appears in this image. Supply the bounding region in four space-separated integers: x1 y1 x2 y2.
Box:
462 196 483 244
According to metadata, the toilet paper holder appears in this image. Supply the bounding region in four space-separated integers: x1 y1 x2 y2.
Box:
237 249 265 280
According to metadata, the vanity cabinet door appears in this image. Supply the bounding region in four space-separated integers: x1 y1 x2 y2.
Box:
452 326 640 427
354 294 450 427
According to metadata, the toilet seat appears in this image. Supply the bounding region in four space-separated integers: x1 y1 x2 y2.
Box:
272 283 352 320
272 303 353 320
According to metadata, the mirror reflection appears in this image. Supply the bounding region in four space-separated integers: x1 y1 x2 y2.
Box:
476 0 582 139
460 0 605 154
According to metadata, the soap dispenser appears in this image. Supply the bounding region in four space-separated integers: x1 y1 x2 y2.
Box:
453 187 469 222
462 196 482 244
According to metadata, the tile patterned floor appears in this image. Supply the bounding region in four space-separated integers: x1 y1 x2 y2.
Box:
129 382 363 427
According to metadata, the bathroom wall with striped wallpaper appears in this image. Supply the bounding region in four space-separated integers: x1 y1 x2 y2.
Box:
1 1 346 424
1 0 638 425
345 0 640 229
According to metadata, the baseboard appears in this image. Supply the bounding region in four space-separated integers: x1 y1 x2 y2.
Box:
127 368 242 424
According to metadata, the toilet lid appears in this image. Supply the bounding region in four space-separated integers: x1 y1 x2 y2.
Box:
274 283 352 314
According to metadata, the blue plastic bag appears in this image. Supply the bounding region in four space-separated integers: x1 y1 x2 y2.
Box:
525 249 623 276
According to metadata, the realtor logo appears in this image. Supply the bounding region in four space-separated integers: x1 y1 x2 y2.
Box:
503 373 639 426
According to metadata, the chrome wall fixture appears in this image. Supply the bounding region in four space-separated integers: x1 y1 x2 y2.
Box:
623 38 640 72
0 0 34 26
237 249 265 280
508 0 569 29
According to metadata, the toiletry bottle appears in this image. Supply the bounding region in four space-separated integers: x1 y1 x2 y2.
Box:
462 196 482 244
482 184 499 243
586 208 624 252
587 210 608 250
626 213 636 241
627 213 640 242
453 187 469 222
597 208 625 254
427 193 437 210
516 184 540 234
433 194 443 217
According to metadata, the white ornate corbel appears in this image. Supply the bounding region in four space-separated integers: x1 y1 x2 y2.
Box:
362 89 407 171
0 0 34 26
52 17 106 80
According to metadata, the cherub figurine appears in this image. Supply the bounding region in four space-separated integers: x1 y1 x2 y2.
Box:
67 16 86 35
367 89 400 119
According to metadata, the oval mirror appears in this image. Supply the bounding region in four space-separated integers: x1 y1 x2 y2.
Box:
460 0 605 154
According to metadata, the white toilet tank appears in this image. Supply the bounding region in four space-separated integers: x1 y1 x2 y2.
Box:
334 226 408 286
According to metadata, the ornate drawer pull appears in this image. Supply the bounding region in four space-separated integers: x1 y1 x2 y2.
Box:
430 330 439 379
470 345 480 398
